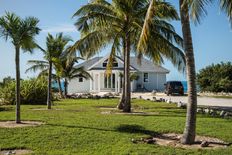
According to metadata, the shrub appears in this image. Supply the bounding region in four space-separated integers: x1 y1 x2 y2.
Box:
0 77 49 105
197 62 232 92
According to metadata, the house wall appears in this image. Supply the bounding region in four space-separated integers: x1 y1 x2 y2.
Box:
135 72 166 91
67 78 90 94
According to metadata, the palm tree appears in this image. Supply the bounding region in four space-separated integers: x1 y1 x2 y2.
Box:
55 51 92 98
138 0 231 144
26 59 65 98
0 12 40 123
179 0 232 144
72 0 185 112
31 33 72 109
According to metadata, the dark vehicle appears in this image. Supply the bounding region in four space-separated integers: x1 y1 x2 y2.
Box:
164 81 184 96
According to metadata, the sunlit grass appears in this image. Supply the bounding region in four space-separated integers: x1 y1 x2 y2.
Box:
0 99 231 155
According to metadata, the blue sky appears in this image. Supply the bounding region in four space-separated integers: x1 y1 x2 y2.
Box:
0 0 232 81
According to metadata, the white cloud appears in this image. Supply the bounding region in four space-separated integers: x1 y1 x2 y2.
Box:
42 24 76 33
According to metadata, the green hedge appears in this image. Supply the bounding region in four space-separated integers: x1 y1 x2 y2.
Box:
197 62 232 92
0 77 49 105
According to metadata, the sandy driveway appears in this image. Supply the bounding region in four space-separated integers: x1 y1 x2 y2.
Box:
131 93 232 108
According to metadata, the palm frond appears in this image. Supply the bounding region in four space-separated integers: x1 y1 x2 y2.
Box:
220 0 232 24
185 0 213 24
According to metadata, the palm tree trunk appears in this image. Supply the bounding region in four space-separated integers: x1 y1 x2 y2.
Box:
64 78 68 98
179 0 197 144
57 77 64 98
47 61 52 109
117 39 126 110
15 46 21 123
123 34 131 112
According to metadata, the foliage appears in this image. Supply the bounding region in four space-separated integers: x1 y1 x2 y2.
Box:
119 72 139 81
0 77 49 105
0 99 232 154
197 62 232 92
54 51 91 81
0 12 40 50
0 76 15 88
72 0 186 72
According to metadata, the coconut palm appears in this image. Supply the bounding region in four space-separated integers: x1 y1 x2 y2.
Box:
138 0 204 145
55 51 92 97
72 0 185 112
26 59 65 98
180 0 232 144
0 12 40 123
30 33 72 109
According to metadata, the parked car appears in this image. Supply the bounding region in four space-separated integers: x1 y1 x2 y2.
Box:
164 81 184 96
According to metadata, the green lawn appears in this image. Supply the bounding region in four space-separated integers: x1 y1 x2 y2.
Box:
0 99 232 155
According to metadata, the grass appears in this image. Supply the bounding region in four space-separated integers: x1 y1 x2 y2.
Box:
0 99 232 155
207 96 232 99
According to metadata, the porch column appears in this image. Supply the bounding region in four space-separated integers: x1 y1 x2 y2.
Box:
118 73 121 93
93 73 96 92
115 72 118 93
98 73 101 92
131 81 133 92
90 72 93 92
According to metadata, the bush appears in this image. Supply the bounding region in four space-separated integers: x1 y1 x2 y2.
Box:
197 62 232 92
0 77 49 105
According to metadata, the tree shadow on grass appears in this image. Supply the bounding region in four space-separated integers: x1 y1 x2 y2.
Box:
115 124 161 137
0 106 13 112
47 123 160 137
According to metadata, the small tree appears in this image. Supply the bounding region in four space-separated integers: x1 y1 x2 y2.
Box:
0 12 40 123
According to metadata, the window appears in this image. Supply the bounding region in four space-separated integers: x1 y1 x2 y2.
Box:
103 62 107 67
144 73 149 82
79 77 83 82
104 74 116 89
102 59 118 67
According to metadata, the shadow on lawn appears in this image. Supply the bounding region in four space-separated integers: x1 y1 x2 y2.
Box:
115 124 161 137
47 124 159 137
0 107 13 112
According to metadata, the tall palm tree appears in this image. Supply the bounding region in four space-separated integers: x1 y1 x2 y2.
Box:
72 0 185 112
138 0 205 145
0 12 40 123
55 51 92 97
34 33 72 109
179 0 232 144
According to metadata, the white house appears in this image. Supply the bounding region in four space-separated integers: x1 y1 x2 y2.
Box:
68 55 169 94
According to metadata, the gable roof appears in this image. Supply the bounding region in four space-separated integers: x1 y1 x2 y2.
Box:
76 55 169 73
130 58 169 73
87 54 137 71
75 57 102 70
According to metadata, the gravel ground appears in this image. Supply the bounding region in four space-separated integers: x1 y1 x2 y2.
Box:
131 93 232 107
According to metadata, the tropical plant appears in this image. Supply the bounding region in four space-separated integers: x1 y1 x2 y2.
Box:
26 59 63 98
27 33 72 109
0 12 40 123
0 77 48 105
54 51 92 97
179 0 232 144
197 62 232 92
0 76 15 88
72 0 185 112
